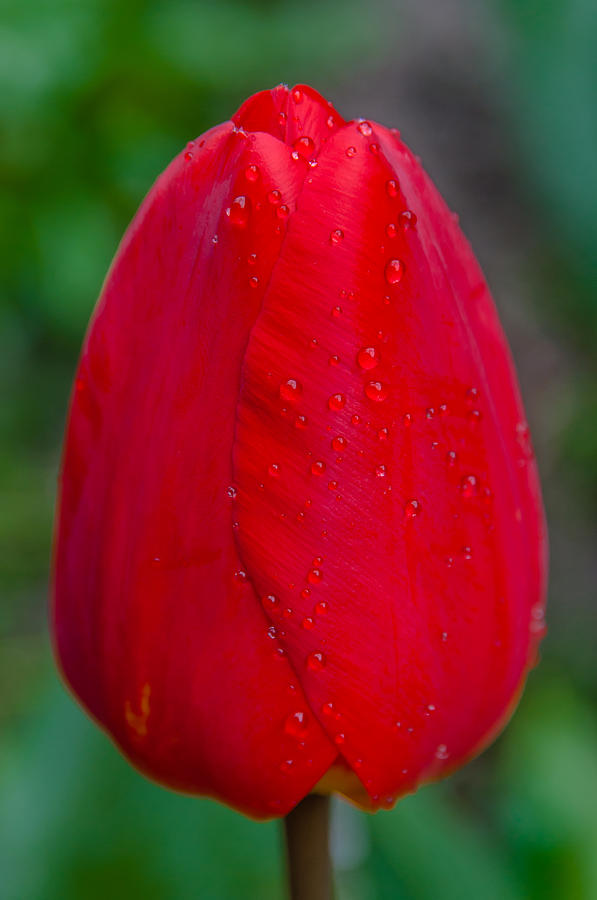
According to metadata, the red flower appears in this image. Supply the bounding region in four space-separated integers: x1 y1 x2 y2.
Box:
52 84 547 819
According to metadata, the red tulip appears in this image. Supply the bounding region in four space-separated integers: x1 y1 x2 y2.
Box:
52 84 547 819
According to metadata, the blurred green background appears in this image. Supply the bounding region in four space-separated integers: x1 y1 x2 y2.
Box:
1 0 596 897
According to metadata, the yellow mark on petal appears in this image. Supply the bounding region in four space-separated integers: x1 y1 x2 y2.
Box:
125 683 151 737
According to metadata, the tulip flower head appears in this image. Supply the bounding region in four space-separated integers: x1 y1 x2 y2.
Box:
52 84 547 819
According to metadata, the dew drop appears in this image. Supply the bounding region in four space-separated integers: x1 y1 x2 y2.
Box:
247 252 257 266
465 387 479 407
404 499 421 519
307 651 326 671
328 480 338 491
386 179 399 198
278 111 287 127
446 450 457 467
280 760 294 774
329 228 344 245
292 88 303 104
311 460 326 476
329 355 340 366
386 223 397 238
357 346 380 370
248 275 259 289
280 378 303 402
322 702 335 717
345 146 357 158
295 414 308 429
357 120 373 136
234 569 247 582
460 474 478 498
375 464 386 478
331 305 343 317
369 142 380 154
267 189 282 206
268 463 280 478
263 594 281 616
226 485 237 499
334 732 345 746
331 435 346 451
244 163 260 182
308 568 322 585
293 136 315 158
226 195 250 228
377 426 389 441
328 393 346 411
436 744 449 760
285 710 309 739
302 616 315 630
327 114 335 128
385 258 405 285
399 210 417 229
314 600 328 616
403 413 413 427
365 381 388 402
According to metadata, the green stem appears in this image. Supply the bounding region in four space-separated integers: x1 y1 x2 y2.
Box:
283 794 333 900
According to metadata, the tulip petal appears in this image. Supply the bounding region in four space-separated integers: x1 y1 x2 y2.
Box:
53 120 339 818
232 118 546 805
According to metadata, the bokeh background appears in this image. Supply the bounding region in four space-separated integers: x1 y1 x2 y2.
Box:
1 0 596 897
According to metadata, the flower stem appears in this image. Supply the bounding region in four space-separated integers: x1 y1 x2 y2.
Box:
283 794 333 900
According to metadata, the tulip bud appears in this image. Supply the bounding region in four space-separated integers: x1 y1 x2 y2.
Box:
52 84 547 819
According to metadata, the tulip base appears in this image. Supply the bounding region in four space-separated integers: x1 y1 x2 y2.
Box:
283 794 333 900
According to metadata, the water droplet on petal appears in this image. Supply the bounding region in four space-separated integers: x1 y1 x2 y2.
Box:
268 189 282 205
375 464 386 478
329 355 340 366
262 594 280 614
268 463 280 478
234 570 247 582
331 435 346 451
226 195 251 228
328 393 345 411
245 163 260 182
329 228 344 245
295 414 308 429
280 378 303 402
226 485 237 499
365 381 388 402
386 223 397 238
307 651 326 671
385 258 405 285
293 136 315 158
311 460 326 476
386 179 399 198
357 346 380 370
292 88 303 104
302 617 315 630
248 275 259 289
404 499 421 519
331 305 342 317
345 146 357 158
285 711 309 739
399 210 417 229
446 450 457 467
314 600 328 616
334 732 345 745
308 568 322 585
378 427 389 441
460 474 478 498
